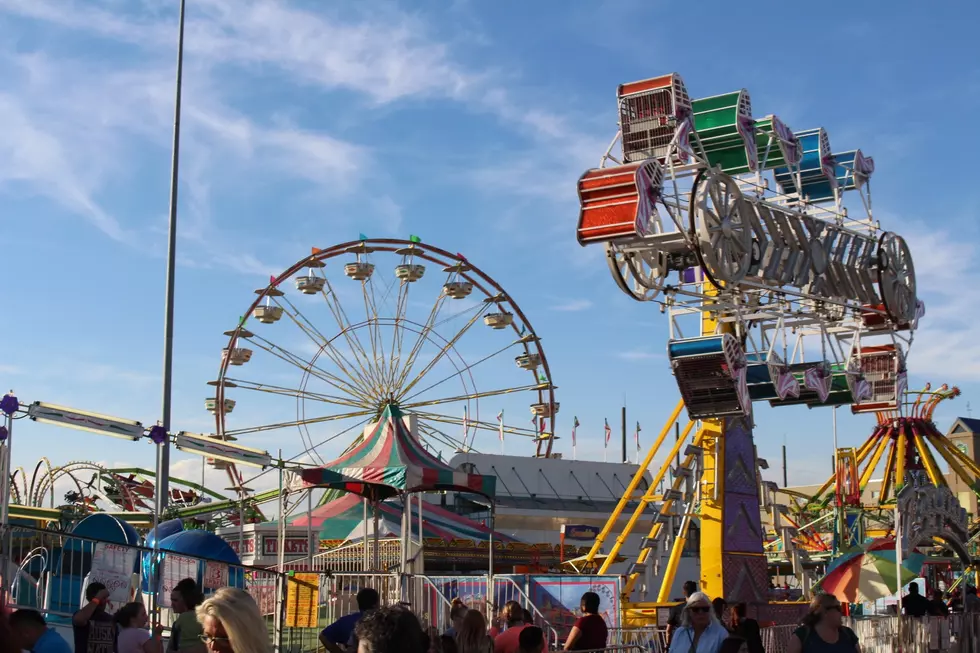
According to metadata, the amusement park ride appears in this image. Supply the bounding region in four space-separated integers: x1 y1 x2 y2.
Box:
567 71 953 619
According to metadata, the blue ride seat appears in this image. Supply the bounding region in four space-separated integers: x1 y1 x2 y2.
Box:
832 149 875 193
774 128 837 203
668 334 750 419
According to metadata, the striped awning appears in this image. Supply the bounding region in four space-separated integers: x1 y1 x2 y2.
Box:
299 404 496 499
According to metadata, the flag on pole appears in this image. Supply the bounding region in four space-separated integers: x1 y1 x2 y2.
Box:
497 409 504 443
604 418 611 447
635 421 642 464
572 416 580 460
462 405 469 447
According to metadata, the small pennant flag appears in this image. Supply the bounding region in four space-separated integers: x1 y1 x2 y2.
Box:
269 275 276 285
497 409 504 442
635 421 641 449
539 418 546 434
462 405 469 438
312 247 322 254
538 373 548 383
238 315 246 326
409 234 422 243
604 418 612 447
359 233 368 241
572 416 579 447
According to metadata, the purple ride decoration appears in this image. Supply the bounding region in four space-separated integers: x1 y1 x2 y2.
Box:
148 424 168 445
0 394 19 416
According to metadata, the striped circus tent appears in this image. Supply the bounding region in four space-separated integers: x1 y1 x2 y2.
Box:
289 493 515 544
299 404 496 499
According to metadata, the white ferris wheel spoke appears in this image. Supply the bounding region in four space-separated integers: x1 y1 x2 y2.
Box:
397 302 493 400
245 333 374 405
401 382 548 410
317 273 379 395
223 408 377 439
401 340 522 405
412 410 539 438
418 422 471 453
390 286 451 396
223 378 371 410
271 294 377 399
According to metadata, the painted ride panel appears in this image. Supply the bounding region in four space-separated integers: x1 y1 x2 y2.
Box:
774 128 837 202
755 115 802 171
668 334 751 419
689 90 757 174
832 149 875 192
577 159 664 244
618 73 693 164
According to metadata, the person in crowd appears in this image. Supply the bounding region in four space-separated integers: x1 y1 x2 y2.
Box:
456 610 494 653
965 586 980 612
73 582 115 653
518 626 545 653
10 609 72 653
522 609 534 626
114 602 164 653
928 590 950 616
787 594 860 653
446 598 468 638
666 580 699 647
196 587 272 653
169 578 206 653
712 598 728 628
730 603 764 653
493 601 532 653
354 605 428 653
667 592 730 653
0 612 17 653
562 591 607 651
319 587 380 653
901 583 930 617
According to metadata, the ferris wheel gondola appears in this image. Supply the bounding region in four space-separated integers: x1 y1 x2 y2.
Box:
210 239 558 489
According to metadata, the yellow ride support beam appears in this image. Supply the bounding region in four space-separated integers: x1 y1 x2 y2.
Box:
895 423 907 491
597 418 695 575
934 433 980 480
658 511 694 602
911 429 946 488
698 419 725 599
809 428 882 505
859 431 892 492
879 436 898 504
624 425 708 596
926 434 980 490
585 399 685 568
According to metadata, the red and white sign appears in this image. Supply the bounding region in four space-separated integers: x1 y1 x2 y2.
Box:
160 554 198 608
88 543 138 605
203 561 228 590
262 537 309 556
227 537 255 555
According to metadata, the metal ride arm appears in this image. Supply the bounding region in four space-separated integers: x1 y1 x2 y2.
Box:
626 424 707 597
598 418 697 576
580 399 685 567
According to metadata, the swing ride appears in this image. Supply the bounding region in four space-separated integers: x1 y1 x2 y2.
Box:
572 70 930 620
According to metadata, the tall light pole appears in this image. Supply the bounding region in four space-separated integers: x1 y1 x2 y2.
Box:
156 0 186 520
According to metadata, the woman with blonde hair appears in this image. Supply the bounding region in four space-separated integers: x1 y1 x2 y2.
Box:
456 610 493 653
195 587 272 653
787 594 860 653
667 592 730 653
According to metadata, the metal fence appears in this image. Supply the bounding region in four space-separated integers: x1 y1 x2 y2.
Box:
0 523 288 647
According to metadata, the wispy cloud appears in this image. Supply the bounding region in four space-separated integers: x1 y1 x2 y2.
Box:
616 349 662 362
550 299 593 312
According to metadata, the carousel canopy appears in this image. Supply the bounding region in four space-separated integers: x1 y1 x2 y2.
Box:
299 404 496 500
290 493 514 544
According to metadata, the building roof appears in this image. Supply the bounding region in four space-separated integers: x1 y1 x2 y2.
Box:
949 417 980 435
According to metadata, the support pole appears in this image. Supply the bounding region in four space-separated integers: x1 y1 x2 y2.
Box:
307 488 314 566
156 0 186 519
363 499 370 570
488 504 495 615
782 444 788 487
417 493 424 574
372 504 380 571
0 408 12 526
621 405 627 464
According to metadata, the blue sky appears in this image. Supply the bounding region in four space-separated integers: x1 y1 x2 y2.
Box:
1 0 979 500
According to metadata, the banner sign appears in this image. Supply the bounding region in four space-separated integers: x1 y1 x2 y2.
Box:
160 554 198 608
262 536 310 556
29 403 143 440
88 543 139 605
530 576 621 639
175 432 272 468
203 561 228 590
285 573 319 628
560 524 602 541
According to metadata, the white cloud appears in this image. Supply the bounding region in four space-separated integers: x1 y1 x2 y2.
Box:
616 349 662 362
550 299 593 312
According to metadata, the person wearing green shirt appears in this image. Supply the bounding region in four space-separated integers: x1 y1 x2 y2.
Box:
168 579 206 653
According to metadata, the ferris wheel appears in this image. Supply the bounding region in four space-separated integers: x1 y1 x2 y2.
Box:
210 238 558 482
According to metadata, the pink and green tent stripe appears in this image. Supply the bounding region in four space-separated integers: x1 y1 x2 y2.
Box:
299 404 496 499
289 492 515 543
